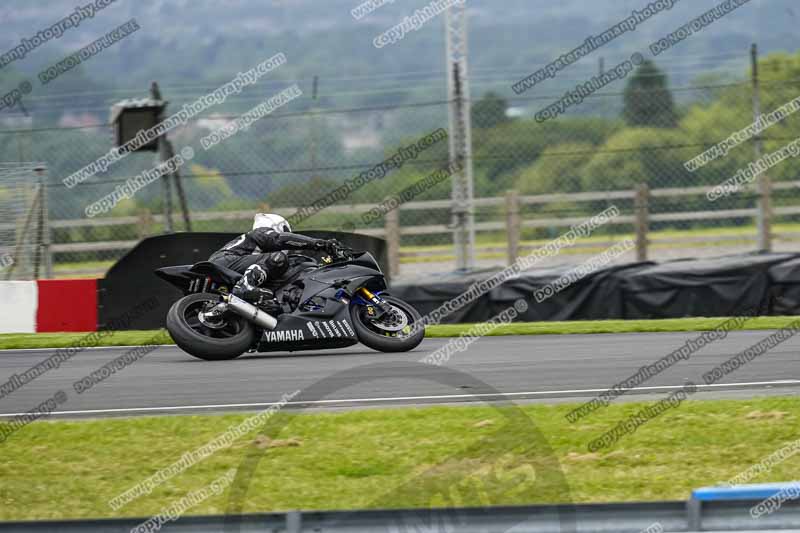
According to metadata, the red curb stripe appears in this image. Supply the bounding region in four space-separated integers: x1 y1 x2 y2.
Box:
36 279 98 332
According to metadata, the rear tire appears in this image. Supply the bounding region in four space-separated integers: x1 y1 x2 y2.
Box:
166 293 256 361
351 295 425 353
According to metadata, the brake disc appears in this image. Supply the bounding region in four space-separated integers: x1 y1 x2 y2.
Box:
369 305 409 332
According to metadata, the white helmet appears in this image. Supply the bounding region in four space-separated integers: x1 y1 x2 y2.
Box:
253 213 292 233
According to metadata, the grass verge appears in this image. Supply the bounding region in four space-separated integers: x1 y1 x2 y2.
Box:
2 396 799 520
0 315 797 350
0 331 174 350
424 315 800 337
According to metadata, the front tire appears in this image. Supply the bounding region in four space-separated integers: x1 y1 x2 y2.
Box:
166 293 256 361
351 295 425 352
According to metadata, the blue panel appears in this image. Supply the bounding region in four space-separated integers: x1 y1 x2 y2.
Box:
693 482 800 501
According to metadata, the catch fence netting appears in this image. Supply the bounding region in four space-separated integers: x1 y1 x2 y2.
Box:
1 63 799 279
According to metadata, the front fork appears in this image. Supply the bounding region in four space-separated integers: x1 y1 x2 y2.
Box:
356 287 393 320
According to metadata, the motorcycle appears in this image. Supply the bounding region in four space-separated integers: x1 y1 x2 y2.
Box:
154 247 425 361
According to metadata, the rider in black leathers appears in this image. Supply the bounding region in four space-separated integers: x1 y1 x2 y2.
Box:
209 213 340 303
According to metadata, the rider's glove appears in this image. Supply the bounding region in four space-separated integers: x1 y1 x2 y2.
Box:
314 238 342 255
325 239 343 255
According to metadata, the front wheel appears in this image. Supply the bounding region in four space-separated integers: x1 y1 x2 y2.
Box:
350 295 425 352
166 293 256 361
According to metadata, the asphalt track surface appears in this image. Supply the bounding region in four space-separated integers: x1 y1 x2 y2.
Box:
0 331 798 419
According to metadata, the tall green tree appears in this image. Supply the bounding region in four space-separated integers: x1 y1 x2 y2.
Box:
622 60 678 128
471 92 510 129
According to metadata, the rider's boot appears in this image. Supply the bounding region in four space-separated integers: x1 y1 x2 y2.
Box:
232 264 274 305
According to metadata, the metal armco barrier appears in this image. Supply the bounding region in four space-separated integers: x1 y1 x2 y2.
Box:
1 498 800 532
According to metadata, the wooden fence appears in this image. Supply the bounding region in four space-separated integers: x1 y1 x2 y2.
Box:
37 179 800 278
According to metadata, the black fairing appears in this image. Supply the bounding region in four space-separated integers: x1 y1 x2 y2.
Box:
154 265 196 292
255 252 385 352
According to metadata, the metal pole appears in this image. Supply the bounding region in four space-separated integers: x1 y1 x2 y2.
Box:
752 43 772 252
444 4 476 271
158 136 174 233
310 75 319 181
151 82 174 233
165 138 192 231
35 166 52 278
33 178 43 279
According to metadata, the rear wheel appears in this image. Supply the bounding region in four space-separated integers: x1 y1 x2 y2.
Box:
166 293 256 361
350 295 424 352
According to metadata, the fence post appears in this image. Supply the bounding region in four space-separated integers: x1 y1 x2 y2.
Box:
138 209 154 239
385 202 400 280
758 176 773 251
505 190 520 265
634 183 649 262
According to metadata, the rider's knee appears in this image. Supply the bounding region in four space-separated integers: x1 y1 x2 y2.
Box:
264 252 288 275
243 264 267 287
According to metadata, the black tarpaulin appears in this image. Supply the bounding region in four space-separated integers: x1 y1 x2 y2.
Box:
389 252 800 323
767 256 800 315
620 253 796 318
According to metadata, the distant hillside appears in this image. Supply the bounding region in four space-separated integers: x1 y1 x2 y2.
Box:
0 0 795 118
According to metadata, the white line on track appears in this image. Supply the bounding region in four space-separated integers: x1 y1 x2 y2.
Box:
0 379 798 418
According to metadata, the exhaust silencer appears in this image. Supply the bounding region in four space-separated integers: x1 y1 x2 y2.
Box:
223 294 278 330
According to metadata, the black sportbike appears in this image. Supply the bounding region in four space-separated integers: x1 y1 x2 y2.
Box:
155 248 424 360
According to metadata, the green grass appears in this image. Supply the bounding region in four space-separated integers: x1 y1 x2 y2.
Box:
2 396 800 520
424 316 800 337
0 330 172 350
1 316 797 350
